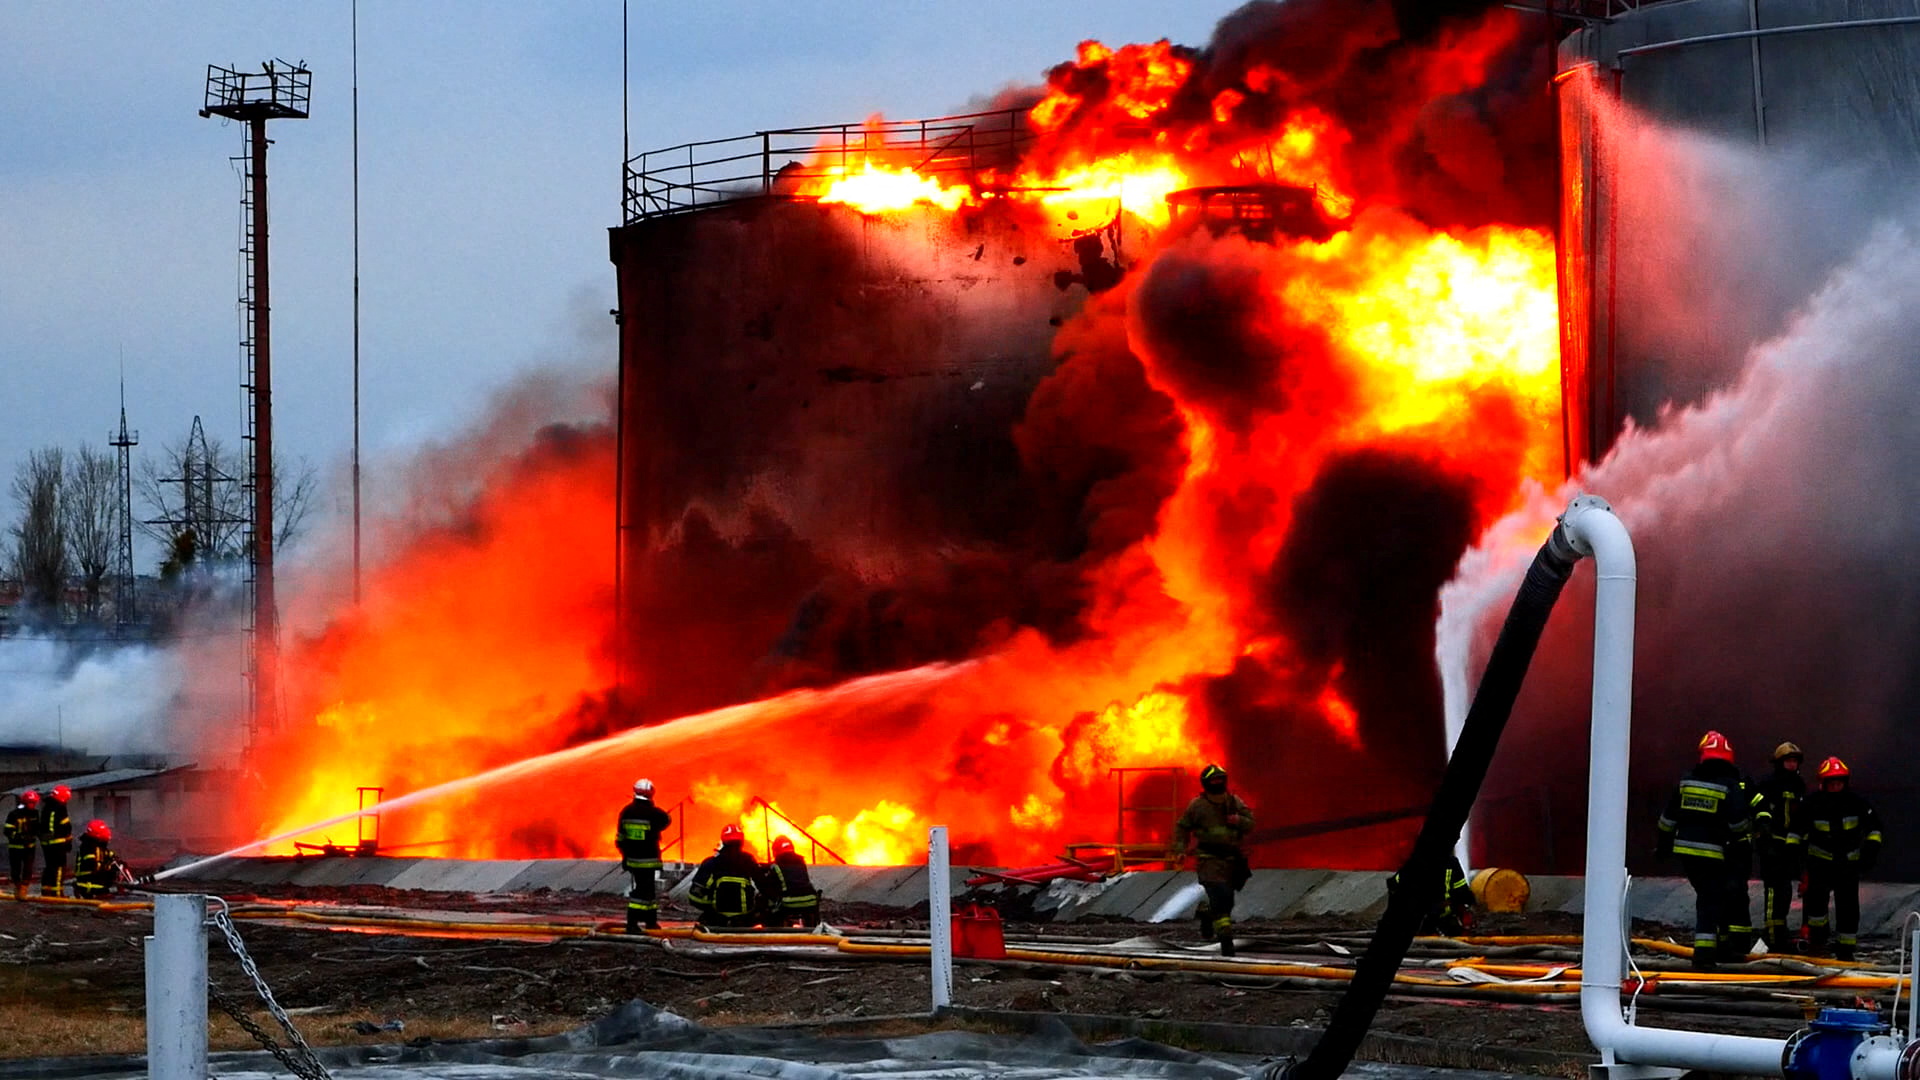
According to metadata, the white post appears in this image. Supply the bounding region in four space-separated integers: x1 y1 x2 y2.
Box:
928 825 953 1012
146 893 208 1080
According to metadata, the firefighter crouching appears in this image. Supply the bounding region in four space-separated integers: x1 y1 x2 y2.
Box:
1171 764 1254 957
1803 756 1883 961
39 784 72 899
1391 854 1477 938
759 836 822 927
1657 731 1756 970
4 791 39 900
615 778 672 933
1750 742 1807 951
688 825 762 930
73 820 120 900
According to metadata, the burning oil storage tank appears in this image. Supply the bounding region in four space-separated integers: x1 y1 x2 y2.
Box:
606 114 1139 721
1557 0 1920 464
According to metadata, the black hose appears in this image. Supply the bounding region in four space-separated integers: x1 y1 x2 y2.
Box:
1283 524 1583 1080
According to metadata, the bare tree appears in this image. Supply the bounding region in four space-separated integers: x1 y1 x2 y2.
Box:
138 422 318 565
63 444 118 617
9 447 69 613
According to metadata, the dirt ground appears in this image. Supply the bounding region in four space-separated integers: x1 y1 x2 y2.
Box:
0 882 1862 1066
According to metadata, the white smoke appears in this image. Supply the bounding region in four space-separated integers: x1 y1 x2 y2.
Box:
1439 193 1920 869
0 636 184 753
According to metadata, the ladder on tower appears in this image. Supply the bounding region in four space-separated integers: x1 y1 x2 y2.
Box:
234 136 264 748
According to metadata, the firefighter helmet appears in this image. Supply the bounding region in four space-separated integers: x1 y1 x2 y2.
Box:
1817 756 1850 780
772 836 795 857
633 778 654 799
1771 742 1803 764
1696 731 1734 763
50 784 71 802
720 824 745 845
1200 764 1229 793
19 790 39 807
85 819 110 841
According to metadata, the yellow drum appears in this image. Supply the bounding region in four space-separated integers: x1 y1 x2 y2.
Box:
1469 866 1531 913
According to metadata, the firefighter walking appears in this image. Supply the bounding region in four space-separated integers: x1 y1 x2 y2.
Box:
1750 742 1807 950
1172 764 1254 957
1657 731 1756 970
73 820 119 900
688 825 762 929
38 784 71 898
4 791 38 900
1803 756 1882 960
759 836 822 927
615 778 672 933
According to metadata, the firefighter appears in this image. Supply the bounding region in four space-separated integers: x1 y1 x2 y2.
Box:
1392 854 1478 937
615 778 672 933
1657 731 1756 970
687 825 762 929
1171 763 1254 957
73 820 119 900
759 836 822 927
1750 742 1807 951
38 784 72 898
1803 756 1883 961
4 791 39 901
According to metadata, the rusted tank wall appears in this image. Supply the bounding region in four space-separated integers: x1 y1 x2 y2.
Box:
608 198 1106 719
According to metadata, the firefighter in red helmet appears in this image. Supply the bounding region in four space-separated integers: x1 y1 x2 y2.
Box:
1657 732 1757 970
38 784 72 898
687 825 762 929
4 791 40 900
74 820 120 900
1802 757 1883 960
758 835 822 927
1172 764 1254 957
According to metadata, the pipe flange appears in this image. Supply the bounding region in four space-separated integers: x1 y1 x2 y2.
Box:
1784 1028 1808 1079
1852 1034 1900 1080
1897 1037 1920 1080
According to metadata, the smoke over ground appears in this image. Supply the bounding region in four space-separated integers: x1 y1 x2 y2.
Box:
1442 114 1920 877
0 636 182 754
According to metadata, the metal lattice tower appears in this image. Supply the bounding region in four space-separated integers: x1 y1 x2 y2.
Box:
108 380 139 626
200 60 309 747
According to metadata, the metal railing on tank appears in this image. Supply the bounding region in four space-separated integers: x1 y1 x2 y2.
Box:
622 108 1032 223
748 795 849 865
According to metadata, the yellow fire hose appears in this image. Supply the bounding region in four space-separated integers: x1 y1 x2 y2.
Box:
7 892 1903 995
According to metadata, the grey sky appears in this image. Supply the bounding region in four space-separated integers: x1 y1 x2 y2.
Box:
2 2 1220 571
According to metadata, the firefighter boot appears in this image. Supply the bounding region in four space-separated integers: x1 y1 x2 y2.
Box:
12 884 23 902
1835 936 1857 962
1216 916 1235 958
626 910 641 935
1196 901 1215 942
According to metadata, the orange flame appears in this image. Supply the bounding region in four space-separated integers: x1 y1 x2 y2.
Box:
251 14 1563 870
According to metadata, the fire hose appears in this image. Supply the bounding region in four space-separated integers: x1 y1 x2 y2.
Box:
15 889 1912 1009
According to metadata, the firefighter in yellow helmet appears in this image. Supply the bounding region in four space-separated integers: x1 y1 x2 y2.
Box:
1749 742 1807 950
1171 764 1253 957
1802 757 1883 960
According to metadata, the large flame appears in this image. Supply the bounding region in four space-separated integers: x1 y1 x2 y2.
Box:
252 11 1563 869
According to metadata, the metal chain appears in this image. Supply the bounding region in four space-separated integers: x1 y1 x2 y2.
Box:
209 980 328 1080
207 901 333 1080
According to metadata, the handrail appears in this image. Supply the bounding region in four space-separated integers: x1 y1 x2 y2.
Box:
622 108 1032 224
748 795 850 865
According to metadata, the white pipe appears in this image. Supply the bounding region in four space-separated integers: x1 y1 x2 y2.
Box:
927 825 953 1012
146 893 208 1080
1910 918 1919 1044
1566 496 1789 1076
